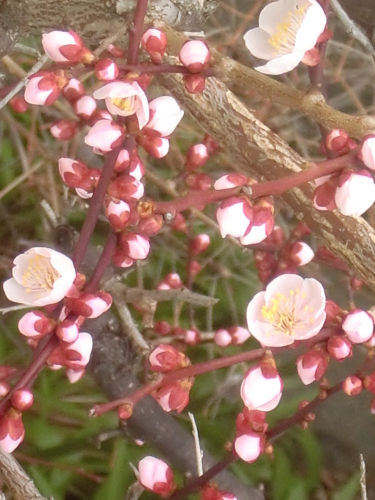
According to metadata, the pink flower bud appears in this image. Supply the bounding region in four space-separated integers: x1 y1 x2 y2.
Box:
11 389 34 411
179 40 210 73
18 311 55 338
214 174 248 190
129 156 145 181
149 344 189 372
112 252 134 268
325 129 350 154
69 291 112 319
234 432 264 463
335 169 375 216
0 409 25 453
359 135 375 171
154 321 172 336
73 95 96 120
185 172 212 191
154 380 191 413
216 197 253 238
188 260 201 277
190 234 210 255
0 382 10 397
185 143 209 170
183 73 206 93
138 456 175 497
107 43 124 58
9 96 28 113
144 96 184 137
202 486 237 500
115 149 130 172
327 336 352 360
240 207 274 245
138 214 163 236
313 177 338 211
184 329 200 345
56 319 79 343
119 233 150 260
156 273 182 290
58 158 92 190
342 375 363 396
108 174 144 202
288 241 315 266
84 120 125 152
240 362 282 412
140 136 170 158
42 30 93 63
51 120 78 140
105 199 131 231
24 73 62 105
63 78 84 102
141 29 167 64
214 328 232 347
51 332 93 371
94 58 119 81
296 349 329 385
342 309 374 344
170 213 187 232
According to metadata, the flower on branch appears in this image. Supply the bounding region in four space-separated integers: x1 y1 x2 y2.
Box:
144 96 184 138
247 274 326 347
138 456 176 497
243 0 326 75
93 81 149 129
42 30 94 64
3 247 76 306
241 361 283 412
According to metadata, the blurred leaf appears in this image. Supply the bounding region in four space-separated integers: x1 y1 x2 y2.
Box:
332 471 360 500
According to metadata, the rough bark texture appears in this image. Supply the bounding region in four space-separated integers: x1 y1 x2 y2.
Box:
88 313 264 500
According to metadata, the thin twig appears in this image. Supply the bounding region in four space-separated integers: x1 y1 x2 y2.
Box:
360 454 367 500
188 412 203 477
113 300 150 352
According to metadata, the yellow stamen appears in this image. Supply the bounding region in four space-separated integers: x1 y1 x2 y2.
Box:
21 254 60 293
112 96 136 113
268 2 310 54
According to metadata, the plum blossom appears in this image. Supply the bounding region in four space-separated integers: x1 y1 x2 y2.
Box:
342 309 374 344
138 456 175 497
84 119 125 152
359 136 375 171
3 247 76 306
234 432 264 463
144 96 184 137
216 197 253 238
247 274 326 347
0 409 25 453
93 81 149 129
296 348 328 385
42 30 93 63
241 363 282 412
179 40 211 73
334 170 375 217
243 0 326 75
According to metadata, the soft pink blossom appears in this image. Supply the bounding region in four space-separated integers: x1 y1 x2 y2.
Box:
335 170 375 217
138 456 175 497
50 120 78 140
119 233 150 260
105 199 131 231
108 174 144 202
84 120 125 152
65 332 93 368
69 291 112 319
149 344 188 372
155 381 190 413
179 40 211 73
247 274 326 347
216 197 253 238
214 174 248 190
144 96 184 137
140 136 170 158
3 247 76 306
24 73 61 106
243 0 326 75
359 136 375 171
342 309 374 344
42 31 85 63
56 319 79 343
18 311 54 338
241 364 282 412
240 208 274 245
234 432 263 463
0 410 25 453
185 143 209 170
141 29 167 64
190 234 210 255
74 95 96 119
327 336 352 360
342 375 363 396
63 78 85 102
296 348 328 385
93 81 149 129
66 368 86 384
11 389 34 412
94 58 119 81
289 241 315 266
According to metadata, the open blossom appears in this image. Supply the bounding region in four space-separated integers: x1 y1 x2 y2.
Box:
243 0 326 75
3 247 76 306
93 81 149 129
247 274 326 347
138 456 175 497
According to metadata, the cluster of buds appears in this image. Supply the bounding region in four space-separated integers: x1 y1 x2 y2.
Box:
148 345 194 413
214 326 250 347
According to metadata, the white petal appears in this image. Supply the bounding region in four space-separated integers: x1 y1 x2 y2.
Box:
295 1 327 51
243 28 276 60
255 51 304 74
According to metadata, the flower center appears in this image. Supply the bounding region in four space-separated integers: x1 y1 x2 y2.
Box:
261 289 304 336
21 254 60 293
112 96 137 113
268 2 310 54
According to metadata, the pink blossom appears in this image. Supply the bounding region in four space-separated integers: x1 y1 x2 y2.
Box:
74 95 96 119
50 120 78 141
66 368 86 384
138 215 163 236
0 409 25 453
138 456 175 497
93 81 149 129
144 96 184 137
313 176 338 211
359 136 375 171
105 199 131 231
155 381 191 413
247 274 326 347
342 309 374 344
84 120 125 152
63 78 85 102
11 389 34 412
214 326 251 347
42 30 91 63
3 247 76 306
185 143 209 170
65 332 93 369
190 234 210 255
327 336 352 360
335 170 375 216
129 157 145 180
288 241 315 266
149 344 189 372
296 348 328 385
140 136 170 158
56 319 79 343
243 0 326 75
214 329 232 347
342 375 363 396
24 73 62 106
179 40 211 73
141 29 167 64
214 174 248 190
325 129 351 154
234 432 264 463
75 188 93 199
69 291 112 319
108 174 144 202
18 311 55 338
156 273 183 290
94 58 119 81
241 363 282 412
216 197 253 238
119 233 150 260
240 207 274 245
